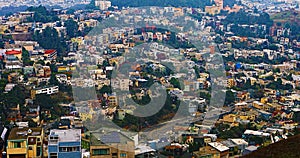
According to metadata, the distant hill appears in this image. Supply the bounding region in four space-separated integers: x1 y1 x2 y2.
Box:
0 5 27 16
110 0 210 8
271 10 300 24
242 134 300 158
109 0 237 9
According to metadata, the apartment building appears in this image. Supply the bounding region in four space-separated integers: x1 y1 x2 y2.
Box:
6 127 44 158
48 129 81 158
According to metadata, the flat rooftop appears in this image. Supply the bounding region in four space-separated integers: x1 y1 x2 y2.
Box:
49 129 81 142
8 127 43 140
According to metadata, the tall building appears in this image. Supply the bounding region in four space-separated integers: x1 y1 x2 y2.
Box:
48 129 81 158
95 0 112 10
6 127 44 158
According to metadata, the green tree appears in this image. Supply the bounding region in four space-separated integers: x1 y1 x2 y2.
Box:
170 77 181 89
22 47 31 66
33 26 66 55
66 9 75 14
286 73 293 81
265 75 275 80
49 74 59 85
0 79 7 92
244 78 252 89
224 90 235 105
26 5 59 23
215 35 223 44
65 19 79 39
273 68 280 73
0 40 4 49
98 85 112 94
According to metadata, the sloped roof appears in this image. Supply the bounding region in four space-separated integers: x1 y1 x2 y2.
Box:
44 49 56 54
6 50 22 55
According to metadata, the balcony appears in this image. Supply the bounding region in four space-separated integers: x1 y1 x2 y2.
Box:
7 147 27 155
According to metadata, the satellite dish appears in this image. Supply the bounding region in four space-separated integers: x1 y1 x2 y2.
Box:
28 129 32 134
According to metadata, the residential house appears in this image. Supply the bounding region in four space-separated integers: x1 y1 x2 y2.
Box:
6 127 44 158
48 129 81 158
5 49 22 60
208 142 229 158
229 139 248 155
25 104 40 124
220 140 238 157
164 143 188 157
23 66 35 77
44 49 57 62
5 55 22 70
193 145 221 158
221 114 237 125
30 86 59 98
242 145 257 156
89 129 135 158
107 94 118 107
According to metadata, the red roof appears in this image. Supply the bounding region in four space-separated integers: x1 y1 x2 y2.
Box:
44 49 56 54
5 50 22 55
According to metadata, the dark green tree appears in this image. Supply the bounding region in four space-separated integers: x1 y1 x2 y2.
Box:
64 19 79 39
224 90 235 105
170 77 181 89
22 47 31 66
98 85 112 94
33 26 66 55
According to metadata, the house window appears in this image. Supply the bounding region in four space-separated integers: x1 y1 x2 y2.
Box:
28 146 33 150
59 147 68 152
14 142 21 148
120 153 127 157
112 153 118 157
50 136 58 140
59 146 80 152
50 153 58 158
92 149 110 155
37 146 42 156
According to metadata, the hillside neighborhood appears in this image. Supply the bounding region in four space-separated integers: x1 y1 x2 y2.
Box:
0 0 300 158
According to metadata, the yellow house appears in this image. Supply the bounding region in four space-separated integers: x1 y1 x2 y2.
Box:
174 8 184 16
71 37 84 45
79 108 95 121
108 95 118 107
263 104 273 112
260 97 269 104
205 6 221 15
57 66 69 72
253 101 265 110
57 66 76 72
227 78 235 88
7 127 44 158
0 25 9 34
238 111 257 121
222 114 236 123
193 145 221 158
